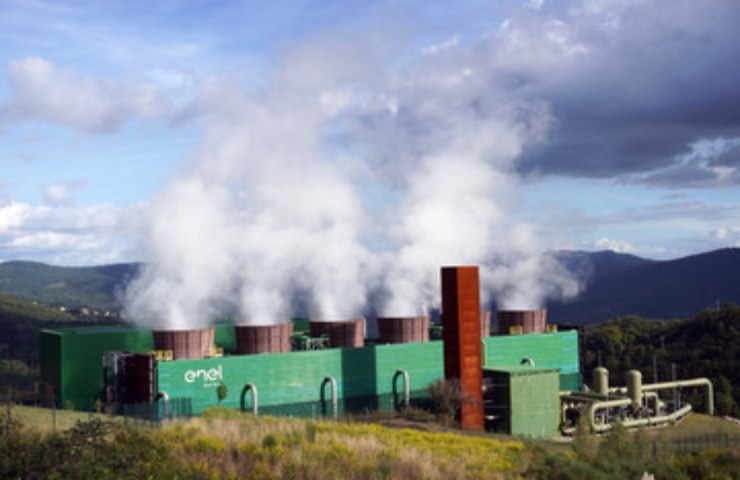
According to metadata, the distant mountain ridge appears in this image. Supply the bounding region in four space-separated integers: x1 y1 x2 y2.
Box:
551 249 656 285
548 248 740 325
0 248 738 324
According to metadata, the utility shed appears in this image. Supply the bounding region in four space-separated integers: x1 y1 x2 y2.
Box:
483 366 560 438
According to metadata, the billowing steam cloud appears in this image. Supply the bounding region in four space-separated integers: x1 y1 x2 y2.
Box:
124 24 581 327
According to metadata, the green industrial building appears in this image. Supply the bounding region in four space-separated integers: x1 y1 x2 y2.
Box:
39 324 580 437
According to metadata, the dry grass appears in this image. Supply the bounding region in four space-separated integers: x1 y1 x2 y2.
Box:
7 404 121 433
637 413 740 441
160 409 527 479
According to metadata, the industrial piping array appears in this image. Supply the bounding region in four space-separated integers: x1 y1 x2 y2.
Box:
560 367 714 434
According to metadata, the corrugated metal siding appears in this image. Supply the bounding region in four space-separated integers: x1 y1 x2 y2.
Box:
157 334 578 415
509 370 560 438
484 330 580 377
484 367 561 438
158 342 446 414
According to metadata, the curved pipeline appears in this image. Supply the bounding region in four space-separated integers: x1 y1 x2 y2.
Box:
642 378 714 415
240 383 258 416
392 369 410 410
609 378 713 415
320 376 338 419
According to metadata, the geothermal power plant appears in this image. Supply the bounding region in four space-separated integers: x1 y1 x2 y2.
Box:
38 266 711 438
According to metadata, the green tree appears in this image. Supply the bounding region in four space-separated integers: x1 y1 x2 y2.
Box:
216 382 228 405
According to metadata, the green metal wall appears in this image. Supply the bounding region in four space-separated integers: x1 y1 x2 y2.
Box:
40 326 155 408
485 367 561 438
158 331 580 415
39 330 61 391
482 330 581 390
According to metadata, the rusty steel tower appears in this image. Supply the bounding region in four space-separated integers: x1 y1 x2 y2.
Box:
441 266 484 430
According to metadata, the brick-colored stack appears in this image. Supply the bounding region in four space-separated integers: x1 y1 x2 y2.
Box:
441 266 484 431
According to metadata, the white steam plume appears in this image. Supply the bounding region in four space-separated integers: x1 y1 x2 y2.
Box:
124 21 582 327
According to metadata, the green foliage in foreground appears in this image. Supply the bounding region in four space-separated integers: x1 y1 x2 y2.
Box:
529 420 740 479
2 409 738 479
582 304 740 416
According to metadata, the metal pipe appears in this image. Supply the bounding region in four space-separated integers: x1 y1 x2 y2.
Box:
392 369 410 410
157 390 169 418
612 378 714 415
480 340 487 367
520 357 535 367
240 383 258 416
560 391 609 401
641 378 713 415
591 404 693 433
321 376 337 419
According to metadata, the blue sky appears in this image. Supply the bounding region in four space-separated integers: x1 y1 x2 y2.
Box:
1 0 739 266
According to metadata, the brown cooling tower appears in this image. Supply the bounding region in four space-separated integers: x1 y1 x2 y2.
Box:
152 327 214 360
235 323 293 354
310 319 364 348
497 309 547 334
441 266 484 431
377 316 430 344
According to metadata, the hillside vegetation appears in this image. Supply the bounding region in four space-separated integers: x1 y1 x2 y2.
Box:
582 304 740 416
0 293 115 390
2 408 738 479
0 261 139 311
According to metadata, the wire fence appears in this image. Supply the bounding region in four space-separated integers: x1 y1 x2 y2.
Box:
661 433 740 454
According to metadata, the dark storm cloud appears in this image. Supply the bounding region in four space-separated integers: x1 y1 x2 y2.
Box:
505 0 740 186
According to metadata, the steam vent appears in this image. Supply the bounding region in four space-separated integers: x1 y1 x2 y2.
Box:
310 319 364 348
152 327 215 359
497 309 547 334
235 323 293 355
377 316 430 344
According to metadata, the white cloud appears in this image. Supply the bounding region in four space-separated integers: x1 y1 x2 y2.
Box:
0 57 173 132
581 237 670 257
593 237 635 253
42 180 86 206
711 226 740 246
422 34 460 55
0 201 128 265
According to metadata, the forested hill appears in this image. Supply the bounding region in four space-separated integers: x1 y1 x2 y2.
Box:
581 304 740 416
0 261 140 311
548 248 740 324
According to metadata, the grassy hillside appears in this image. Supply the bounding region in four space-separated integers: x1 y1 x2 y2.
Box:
582 304 740 416
0 261 140 311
